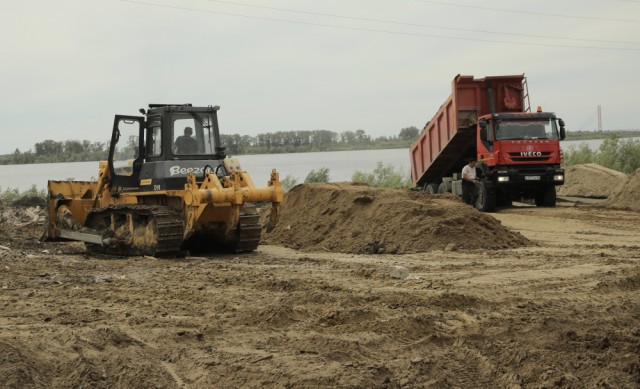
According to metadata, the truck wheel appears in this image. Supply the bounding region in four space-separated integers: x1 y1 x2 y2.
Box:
535 185 556 207
425 183 439 195
475 181 496 212
438 183 448 194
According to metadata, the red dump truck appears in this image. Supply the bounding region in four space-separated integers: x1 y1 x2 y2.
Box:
410 74 565 211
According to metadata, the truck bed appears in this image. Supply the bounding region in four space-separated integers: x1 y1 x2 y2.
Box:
410 74 526 186
411 125 476 187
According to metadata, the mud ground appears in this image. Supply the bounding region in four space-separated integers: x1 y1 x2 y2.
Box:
1 201 640 388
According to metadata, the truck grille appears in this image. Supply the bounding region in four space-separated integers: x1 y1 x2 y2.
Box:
508 151 552 162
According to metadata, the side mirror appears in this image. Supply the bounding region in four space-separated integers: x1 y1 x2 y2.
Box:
480 127 487 141
479 120 489 141
479 121 487 142
558 119 566 140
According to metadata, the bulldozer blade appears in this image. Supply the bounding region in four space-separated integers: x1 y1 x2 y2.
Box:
59 229 105 245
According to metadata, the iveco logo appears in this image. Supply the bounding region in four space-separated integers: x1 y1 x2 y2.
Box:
520 151 542 157
526 145 534 152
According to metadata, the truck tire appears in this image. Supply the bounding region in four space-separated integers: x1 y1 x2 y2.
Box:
475 181 496 212
535 185 556 207
438 183 448 194
425 183 439 195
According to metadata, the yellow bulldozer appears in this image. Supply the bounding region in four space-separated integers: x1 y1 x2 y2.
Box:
44 104 283 256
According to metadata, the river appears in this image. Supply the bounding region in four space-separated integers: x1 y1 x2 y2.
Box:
0 148 411 191
0 138 636 191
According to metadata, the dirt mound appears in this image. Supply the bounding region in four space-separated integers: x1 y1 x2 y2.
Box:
558 164 628 198
263 183 529 254
604 168 640 211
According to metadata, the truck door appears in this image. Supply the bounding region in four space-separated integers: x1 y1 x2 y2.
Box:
109 115 145 187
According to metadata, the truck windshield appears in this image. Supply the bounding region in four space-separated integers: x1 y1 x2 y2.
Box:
495 119 559 141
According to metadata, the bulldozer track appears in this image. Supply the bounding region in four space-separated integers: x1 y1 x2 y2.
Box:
85 205 184 257
232 206 261 253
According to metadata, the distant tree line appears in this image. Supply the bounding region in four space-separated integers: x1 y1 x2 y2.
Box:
220 127 420 155
0 139 109 165
4 127 640 166
0 127 421 165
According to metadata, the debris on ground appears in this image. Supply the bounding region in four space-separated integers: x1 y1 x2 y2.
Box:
0 199 47 252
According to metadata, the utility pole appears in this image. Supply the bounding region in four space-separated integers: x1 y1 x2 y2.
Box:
597 105 603 132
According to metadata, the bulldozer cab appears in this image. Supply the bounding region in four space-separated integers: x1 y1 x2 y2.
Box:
108 104 226 190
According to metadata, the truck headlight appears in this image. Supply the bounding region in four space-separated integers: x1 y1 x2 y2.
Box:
554 175 564 181
498 176 509 182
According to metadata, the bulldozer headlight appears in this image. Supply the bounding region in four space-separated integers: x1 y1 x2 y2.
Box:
554 174 564 181
497 176 509 182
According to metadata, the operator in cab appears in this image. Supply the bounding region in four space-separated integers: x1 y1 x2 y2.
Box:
173 126 198 155
461 158 478 205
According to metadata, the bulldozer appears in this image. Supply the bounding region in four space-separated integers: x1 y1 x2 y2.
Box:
44 104 283 256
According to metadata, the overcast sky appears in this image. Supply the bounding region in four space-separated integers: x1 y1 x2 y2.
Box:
1 0 639 154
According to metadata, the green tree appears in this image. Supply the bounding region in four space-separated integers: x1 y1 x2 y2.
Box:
340 131 356 144
597 135 621 171
354 129 371 143
597 136 640 173
563 143 597 166
304 167 330 183
398 126 419 141
618 138 640 173
280 175 299 192
64 140 84 154
34 140 63 156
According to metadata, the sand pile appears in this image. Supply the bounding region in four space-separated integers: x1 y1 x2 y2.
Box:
558 164 628 198
604 168 640 211
263 183 529 254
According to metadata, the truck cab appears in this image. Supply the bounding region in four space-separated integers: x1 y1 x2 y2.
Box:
476 111 566 206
